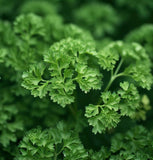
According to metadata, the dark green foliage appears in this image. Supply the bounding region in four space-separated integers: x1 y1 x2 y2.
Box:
74 2 120 38
0 0 153 159
17 122 88 160
110 126 153 159
125 24 153 59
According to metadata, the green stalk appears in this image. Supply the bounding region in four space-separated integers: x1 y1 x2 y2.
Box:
114 58 124 76
97 59 124 105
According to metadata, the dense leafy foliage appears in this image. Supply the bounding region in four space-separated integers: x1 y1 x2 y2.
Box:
0 0 153 159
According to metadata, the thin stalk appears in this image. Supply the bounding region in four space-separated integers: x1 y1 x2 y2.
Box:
111 69 113 77
104 76 115 92
97 59 124 105
56 145 65 156
54 154 57 160
114 58 124 76
54 145 57 160
97 75 115 105
54 144 65 159
105 59 124 92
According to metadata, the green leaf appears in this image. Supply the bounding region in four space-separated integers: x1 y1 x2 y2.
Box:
118 82 140 117
110 126 153 159
98 41 153 90
90 147 110 160
126 24 153 59
97 46 119 71
85 92 121 133
0 48 7 63
14 13 45 40
101 91 120 111
22 63 49 98
17 122 88 160
124 62 153 90
74 2 120 38
75 64 102 93
0 103 23 147
44 38 101 107
63 137 88 160
85 104 120 134
63 24 94 43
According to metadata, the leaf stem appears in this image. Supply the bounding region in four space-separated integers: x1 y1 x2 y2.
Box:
111 69 113 77
104 76 115 92
54 154 57 160
56 145 65 156
54 144 65 160
97 59 124 105
54 145 57 160
114 58 124 76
